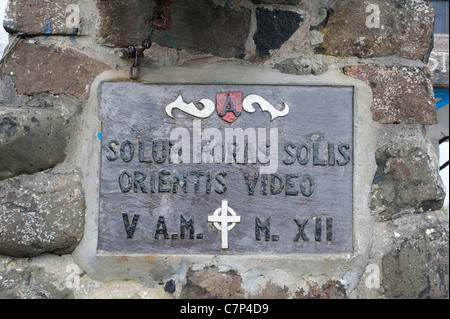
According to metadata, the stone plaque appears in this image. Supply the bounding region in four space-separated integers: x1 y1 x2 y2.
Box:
97 83 353 254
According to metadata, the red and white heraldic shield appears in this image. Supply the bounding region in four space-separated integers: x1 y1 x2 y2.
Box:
216 92 243 124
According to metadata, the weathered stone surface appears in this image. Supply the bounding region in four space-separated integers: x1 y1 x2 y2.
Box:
180 267 318 299
0 265 74 299
164 279 176 294
0 76 83 116
0 76 29 107
254 7 304 57
273 57 328 75
0 254 174 299
3 0 80 36
0 171 85 258
382 213 449 299
294 280 347 299
180 266 348 299
370 140 445 221
309 0 338 27
0 107 69 180
314 0 434 61
251 0 303 4
428 34 449 88
248 281 289 299
165 0 251 58
344 65 437 125
1 43 110 99
180 267 245 299
96 0 153 48
97 0 251 59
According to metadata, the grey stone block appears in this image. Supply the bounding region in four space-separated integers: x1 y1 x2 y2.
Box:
0 170 85 257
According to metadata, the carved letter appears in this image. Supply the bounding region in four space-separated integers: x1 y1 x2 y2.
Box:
123 214 140 238
255 217 271 241
243 171 259 195
294 218 309 241
155 216 170 239
180 215 195 239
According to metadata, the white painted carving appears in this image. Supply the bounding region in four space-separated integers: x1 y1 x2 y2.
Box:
242 94 290 121
208 200 241 249
165 94 289 121
165 95 215 119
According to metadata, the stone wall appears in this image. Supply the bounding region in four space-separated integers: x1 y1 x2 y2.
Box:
0 0 448 299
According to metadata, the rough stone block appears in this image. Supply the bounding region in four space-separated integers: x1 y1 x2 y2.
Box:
344 65 437 125
0 76 31 107
0 107 69 180
0 75 83 117
95 0 153 48
179 266 347 299
0 254 175 299
96 0 251 59
314 0 434 61
0 171 85 258
3 0 81 36
371 140 445 221
382 213 449 298
0 265 74 299
251 0 303 4
294 280 347 299
272 57 328 75
180 267 245 299
254 7 304 57
1 43 110 99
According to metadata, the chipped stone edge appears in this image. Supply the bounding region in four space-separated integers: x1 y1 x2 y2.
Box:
71 63 378 296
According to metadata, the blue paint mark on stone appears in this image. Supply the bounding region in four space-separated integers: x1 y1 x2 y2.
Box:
44 16 52 38
227 0 232 6
4 21 15 30
70 27 78 45
98 133 102 140
435 89 449 111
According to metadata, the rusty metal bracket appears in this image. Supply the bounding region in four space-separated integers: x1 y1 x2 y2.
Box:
121 0 178 80
150 0 178 31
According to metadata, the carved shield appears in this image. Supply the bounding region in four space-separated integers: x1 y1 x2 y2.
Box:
216 92 243 123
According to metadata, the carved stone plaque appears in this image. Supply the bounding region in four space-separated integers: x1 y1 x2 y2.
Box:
97 83 353 254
